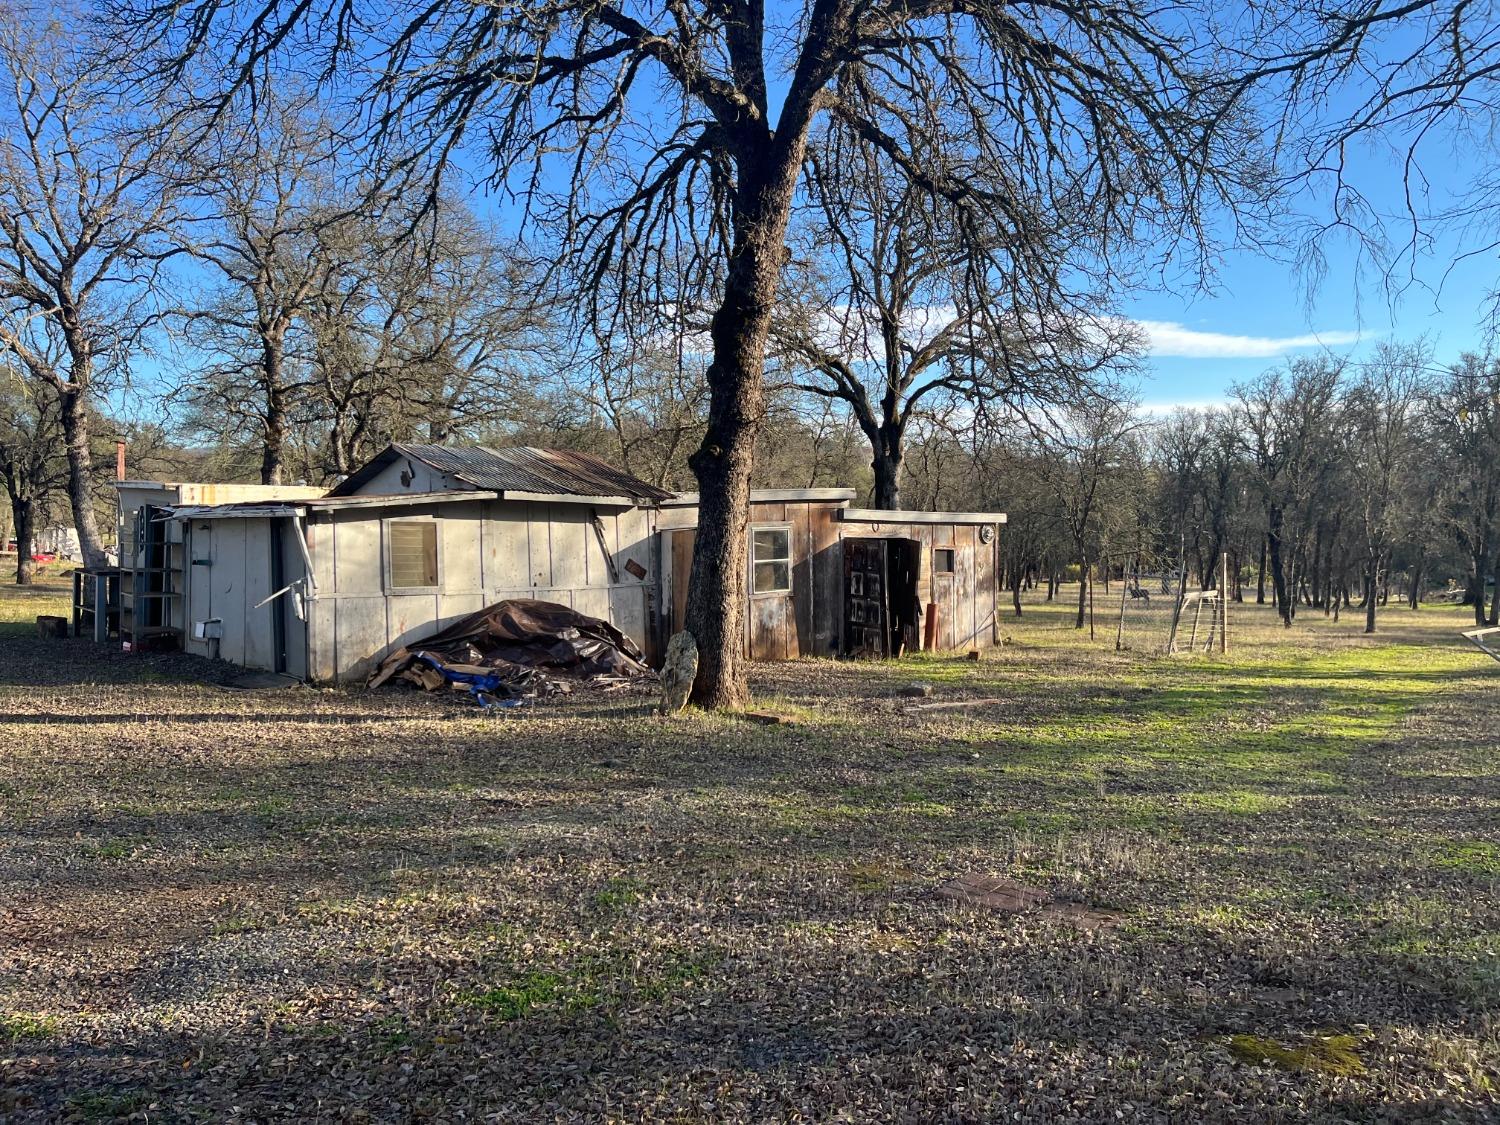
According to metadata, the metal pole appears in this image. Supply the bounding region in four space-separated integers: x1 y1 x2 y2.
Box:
1220 552 1229 653
93 573 109 643
1088 560 1096 641
1115 566 1129 651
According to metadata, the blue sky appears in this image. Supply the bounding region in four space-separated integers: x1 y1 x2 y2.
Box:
1124 229 1494 410
1119 15 1498 412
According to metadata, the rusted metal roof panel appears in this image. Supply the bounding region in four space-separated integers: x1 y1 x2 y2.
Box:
328 444 673 503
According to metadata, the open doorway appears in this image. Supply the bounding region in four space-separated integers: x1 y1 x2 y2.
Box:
843 537 921 657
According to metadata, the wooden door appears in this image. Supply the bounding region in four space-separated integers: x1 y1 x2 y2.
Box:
843 537 889 657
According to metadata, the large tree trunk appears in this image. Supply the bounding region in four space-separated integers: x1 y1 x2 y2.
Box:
1490 549 1500 627
261 340 287 485
1074 549 1088 629
1256 534 1267 604
684 154 803 709
57 380 106 569
871 437 902 510
1266 507 1291 627
10 489 34 585
1364 553 1379 634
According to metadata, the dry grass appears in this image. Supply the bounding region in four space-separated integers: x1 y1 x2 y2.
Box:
1 576 1496 1122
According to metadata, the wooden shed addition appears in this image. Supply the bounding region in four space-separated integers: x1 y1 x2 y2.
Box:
657 492 1006 661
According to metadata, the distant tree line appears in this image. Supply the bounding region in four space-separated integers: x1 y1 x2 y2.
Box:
898 346 1500 634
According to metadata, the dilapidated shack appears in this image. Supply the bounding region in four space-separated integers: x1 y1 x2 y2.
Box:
114 443 1005 682
657 492 1006 661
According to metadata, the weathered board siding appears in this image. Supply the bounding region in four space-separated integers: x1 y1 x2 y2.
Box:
305 497 656 682
657 497 999 661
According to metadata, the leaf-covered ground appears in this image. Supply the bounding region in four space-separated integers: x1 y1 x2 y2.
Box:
1 578 1496 1122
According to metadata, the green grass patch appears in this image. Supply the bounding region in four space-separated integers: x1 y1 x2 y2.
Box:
1433 840 1500 878
593 876 646 911
1228 1032 1367 1077
68 1089 154 1122
1 1011 59 1041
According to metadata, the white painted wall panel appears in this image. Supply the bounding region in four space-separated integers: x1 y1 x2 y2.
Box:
335 597 391 681
527 503 551 587
549 509 589 589
482 500 530 588
334 514 382 595
441 502 483 591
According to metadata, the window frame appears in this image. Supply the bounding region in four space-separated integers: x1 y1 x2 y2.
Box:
933 546 957 577
384 517 442 592
749 524 793 597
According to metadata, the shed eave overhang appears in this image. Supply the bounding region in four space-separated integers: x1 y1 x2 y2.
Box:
170 503 309 520
837 508 1008 525
662 488 858 508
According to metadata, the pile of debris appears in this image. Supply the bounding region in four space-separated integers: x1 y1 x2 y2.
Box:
368 599 654 707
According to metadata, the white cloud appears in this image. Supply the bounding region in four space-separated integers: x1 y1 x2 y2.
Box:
1135 320 1363 359
1138 398 1230 417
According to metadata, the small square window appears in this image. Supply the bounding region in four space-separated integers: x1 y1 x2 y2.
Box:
751 527 791 594
934 548 956 575
388 521 438 588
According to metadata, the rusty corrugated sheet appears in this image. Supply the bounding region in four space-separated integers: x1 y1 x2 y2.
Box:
332 444 673 502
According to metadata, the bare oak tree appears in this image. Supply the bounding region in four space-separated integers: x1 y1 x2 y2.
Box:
127 0 1270 706
0 11 183 565
0 366 63 584
773 127 1141 509
174 91 356 484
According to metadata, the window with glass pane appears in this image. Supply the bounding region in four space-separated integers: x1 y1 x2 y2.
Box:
751 527 791 593
388 521 439 588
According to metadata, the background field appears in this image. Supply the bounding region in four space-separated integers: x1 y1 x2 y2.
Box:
0 578 1496 1122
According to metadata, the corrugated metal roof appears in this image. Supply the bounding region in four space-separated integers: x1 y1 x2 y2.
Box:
327 444 674 503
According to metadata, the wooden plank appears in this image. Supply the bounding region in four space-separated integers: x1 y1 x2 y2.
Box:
571 586 611 622
974 525 997 649
614 506 653 586
482 500 530 590
958 524 977 649
811 505 842 657
789 502 812 656
549 508 589 589
240 521 274 670
388 593 440 652
440 502 482 592
749 594 788 661
670 529 695 636
335 597 390 682
752 501 787 523
609 586 649 651
333 513 381 595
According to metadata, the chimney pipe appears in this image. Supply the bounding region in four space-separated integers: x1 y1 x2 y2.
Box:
115 440 126 481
